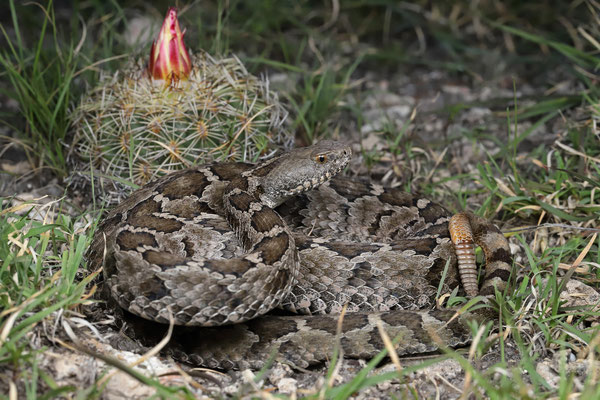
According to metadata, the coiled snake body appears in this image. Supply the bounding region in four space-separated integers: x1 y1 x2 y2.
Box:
88 141 512 370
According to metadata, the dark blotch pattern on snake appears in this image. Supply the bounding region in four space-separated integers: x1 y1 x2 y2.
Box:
88 141 512 370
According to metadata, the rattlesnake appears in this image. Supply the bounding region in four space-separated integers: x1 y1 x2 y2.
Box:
88 141 512 370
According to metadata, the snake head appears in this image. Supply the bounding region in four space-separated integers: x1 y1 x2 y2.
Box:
253 140 352 208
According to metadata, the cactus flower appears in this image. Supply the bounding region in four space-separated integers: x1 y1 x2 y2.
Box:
148 7 191 83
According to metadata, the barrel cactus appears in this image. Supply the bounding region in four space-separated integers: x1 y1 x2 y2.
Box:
69 7 291 202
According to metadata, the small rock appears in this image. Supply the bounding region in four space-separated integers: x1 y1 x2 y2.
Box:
51 353 97 385
268 363 293 386
560 280 600 310
535 360 560 389
461 107 492 123
1 160 31 175
103 371 156 400
124 15 157 47
276 377 297 394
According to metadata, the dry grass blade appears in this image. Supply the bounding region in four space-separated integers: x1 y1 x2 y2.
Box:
152 140 191 166
555 141 600 164
9 381 16 400
315 304 348 399
376 320 403 375
570 233 597 269
556 232 599 273
164 363 207 391
459 324 487 400
0 197 43 216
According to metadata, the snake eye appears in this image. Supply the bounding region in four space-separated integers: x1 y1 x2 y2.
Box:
315 154 327 164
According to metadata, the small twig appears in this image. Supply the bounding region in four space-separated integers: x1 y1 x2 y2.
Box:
504 224 600 235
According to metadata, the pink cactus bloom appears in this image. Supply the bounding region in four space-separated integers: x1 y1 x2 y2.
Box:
148 7 192 83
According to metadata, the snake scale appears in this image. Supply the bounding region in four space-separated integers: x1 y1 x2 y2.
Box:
88 141 512 370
